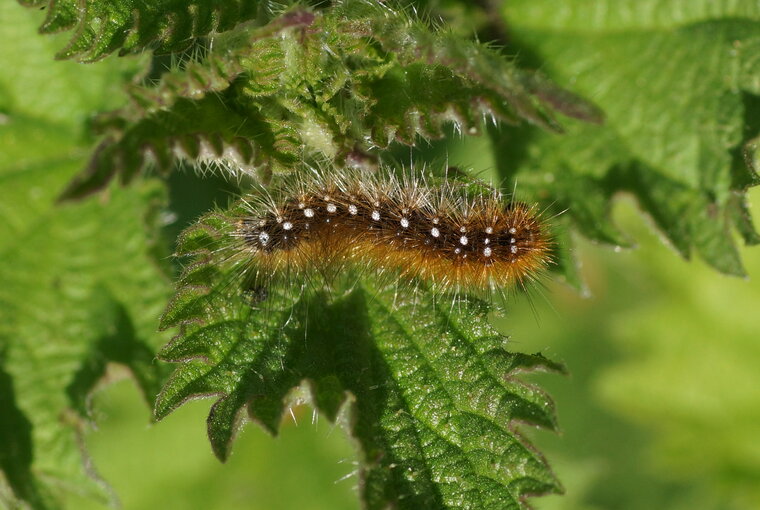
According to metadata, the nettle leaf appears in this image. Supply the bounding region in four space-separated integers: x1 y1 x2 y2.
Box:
492 1 760 277
155 209 565 510
0 5 172 508
0 120 173 508
17 0 277 62
0 164 173 508
60 0 600 199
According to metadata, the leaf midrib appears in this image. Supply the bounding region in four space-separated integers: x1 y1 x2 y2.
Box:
372 296 525 506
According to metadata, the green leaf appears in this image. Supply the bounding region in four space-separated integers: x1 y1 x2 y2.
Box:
0 350 54 509
0 4 171 508
60 0 599 199
491 1 760 277
0 166 173 508
0 155 173 508
156 208 565 509
17 0 272 62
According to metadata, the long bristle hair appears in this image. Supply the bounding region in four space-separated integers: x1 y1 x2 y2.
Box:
197 165 555 306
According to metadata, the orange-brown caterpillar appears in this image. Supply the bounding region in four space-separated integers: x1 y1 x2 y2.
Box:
228 170 552 296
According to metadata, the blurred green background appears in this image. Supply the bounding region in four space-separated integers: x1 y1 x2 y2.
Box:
63 135 760 510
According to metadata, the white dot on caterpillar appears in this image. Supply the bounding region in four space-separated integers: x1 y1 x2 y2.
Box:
326 203 337 213
509 227 517 234
258 219 267 227
232 173 553 293
259 231 270 245
511 245 518 254
303 208 315 218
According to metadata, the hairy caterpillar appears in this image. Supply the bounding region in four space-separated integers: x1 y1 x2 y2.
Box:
213 169 553 298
